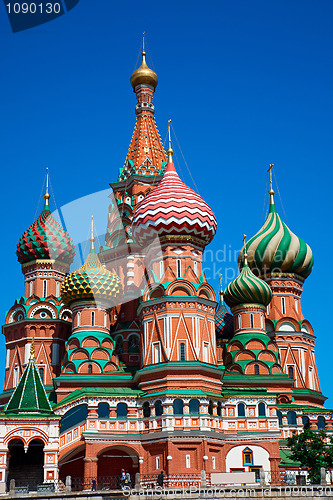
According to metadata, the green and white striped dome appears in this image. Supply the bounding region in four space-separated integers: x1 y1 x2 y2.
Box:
238 192 314 278
224 260 272 308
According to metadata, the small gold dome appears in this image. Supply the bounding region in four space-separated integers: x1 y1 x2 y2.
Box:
130 51 158 89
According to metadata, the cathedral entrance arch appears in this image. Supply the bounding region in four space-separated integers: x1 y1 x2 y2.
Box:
7 438 44 490
59 445 85 480
97 445 139 478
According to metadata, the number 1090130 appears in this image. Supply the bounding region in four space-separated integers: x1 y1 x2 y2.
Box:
6 3 62 14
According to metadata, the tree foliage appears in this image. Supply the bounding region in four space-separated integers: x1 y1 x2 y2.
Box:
287 428 333 484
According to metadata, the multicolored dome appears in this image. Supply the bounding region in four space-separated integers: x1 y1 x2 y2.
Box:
61 240 122 306
224 258 272 308
16 200 75 265
215 296 234 338
132 154 217 246
238 190 314 278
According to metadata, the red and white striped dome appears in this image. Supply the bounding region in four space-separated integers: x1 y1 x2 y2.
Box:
132 159 217 246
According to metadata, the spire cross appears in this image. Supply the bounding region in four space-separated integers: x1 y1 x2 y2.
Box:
90 215 95 250
44 167 50 206
166 119 173 161
142 32 145 52
219 274 223 297
267 164 274 191
30 337 35 360
243 234 248 266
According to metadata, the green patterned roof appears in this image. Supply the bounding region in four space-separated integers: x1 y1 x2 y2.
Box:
5 356 53 415
238 193 313 278
17 202 75 265
61 245 122 305
224 260 272 308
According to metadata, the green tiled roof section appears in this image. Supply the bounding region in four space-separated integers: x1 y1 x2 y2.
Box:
5 359 53 414
229 349 279 363
279 448 301 467
140 389 223 398
229 332 271 347
222 387 269 396
55 387 146 409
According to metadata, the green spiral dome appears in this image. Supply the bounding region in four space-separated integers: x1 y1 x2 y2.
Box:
238 195 314 278
224 261 272 308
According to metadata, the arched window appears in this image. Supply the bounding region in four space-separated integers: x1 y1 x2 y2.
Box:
238 314 242 329
288 366 295 387
287 411 297 426
77 312 81 327
180 342 186 361
117 403 128 419
38 367 44 383
128 335 140 353
43 280 47 298
254 364 259 375
242 447 253 466
250 314 254 328
56 281 60 296
173 399 183 415
104 313 107 328
98 402 109 418
217 401 222 417
208 400 214 415
237 403 245 417
88 364 93 374
317 416 326 430
159 260 164 279
143 402 151 418
258 402 266 417
277 411 283 426
30 281 33 296
91 311 95 327
155 400 163 416
116 337 123 360
302 416 310 429
194 261 198 275
189 399 199 415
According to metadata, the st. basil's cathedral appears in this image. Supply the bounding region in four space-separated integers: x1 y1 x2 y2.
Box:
0 46 331 491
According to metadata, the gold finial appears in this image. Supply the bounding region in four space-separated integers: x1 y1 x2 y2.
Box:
30 337 35 360
43 168 50 207
130 34 158 89
142 32 145 52
243 234 248 266
90 215 95 250
219 274 223 298
267 164 275 204
166 119 174 161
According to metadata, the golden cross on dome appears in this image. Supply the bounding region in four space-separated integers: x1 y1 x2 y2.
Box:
167 119 173 161
30 337 35 360
219 274 223 297
142 32 145 52
90 215 95 250
44 167 50 206
267 163 274 191
243 234 248 266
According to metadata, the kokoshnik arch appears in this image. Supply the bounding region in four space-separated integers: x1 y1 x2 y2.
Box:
0 44 331 490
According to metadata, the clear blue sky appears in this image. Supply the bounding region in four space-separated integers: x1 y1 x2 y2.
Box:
0 1 332 404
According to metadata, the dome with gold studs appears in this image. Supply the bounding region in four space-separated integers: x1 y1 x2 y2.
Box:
130 51 158 89
61 228 122 306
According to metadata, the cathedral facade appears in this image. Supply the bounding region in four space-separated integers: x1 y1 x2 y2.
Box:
0 48 331 491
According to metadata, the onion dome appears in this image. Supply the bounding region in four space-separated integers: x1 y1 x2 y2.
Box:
16 173 75 265
238 184 314 279
224 252 272 308
215 297 234 337
61 221 122 305
132 148 217 246
130 51 158 89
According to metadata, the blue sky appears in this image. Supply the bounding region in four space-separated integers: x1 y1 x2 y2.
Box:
0 0 332 404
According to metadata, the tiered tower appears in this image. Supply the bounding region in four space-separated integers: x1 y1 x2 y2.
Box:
238 169 323 408
2 173 75 401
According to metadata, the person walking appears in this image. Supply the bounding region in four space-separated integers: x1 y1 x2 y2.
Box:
157 470 164 487
120 469 126 489
125 471 131 488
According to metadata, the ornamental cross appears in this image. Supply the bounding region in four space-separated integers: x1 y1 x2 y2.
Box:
267 163 274 190
167 119 172 150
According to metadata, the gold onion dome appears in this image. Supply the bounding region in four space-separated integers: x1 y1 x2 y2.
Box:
224 253 272 308
61 235 122 306
130 51 158 89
